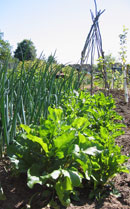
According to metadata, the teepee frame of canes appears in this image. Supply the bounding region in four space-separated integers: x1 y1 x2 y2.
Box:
80 0 108 94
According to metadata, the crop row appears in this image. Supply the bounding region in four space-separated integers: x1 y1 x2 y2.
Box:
8 90 129 207
0 59 84 154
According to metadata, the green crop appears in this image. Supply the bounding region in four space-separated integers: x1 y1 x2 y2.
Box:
0 58 84 155
8 107 82 206
8 91 129 207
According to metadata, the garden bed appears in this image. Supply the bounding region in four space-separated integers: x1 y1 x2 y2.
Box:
0 89 130 209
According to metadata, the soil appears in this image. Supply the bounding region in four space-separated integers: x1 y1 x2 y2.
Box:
0 89 130 209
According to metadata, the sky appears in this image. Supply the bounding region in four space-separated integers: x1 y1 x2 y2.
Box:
1 0 130 64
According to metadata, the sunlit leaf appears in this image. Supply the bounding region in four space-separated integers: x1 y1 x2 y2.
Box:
83 146 102 156
21 124 31 134
26 134 48 153
27 166 42 188
54 131 75 149
50 170 61 179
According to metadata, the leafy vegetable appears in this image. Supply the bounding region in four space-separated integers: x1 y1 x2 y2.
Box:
8 91 129 206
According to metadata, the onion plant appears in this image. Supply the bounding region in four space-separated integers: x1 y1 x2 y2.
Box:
0 58 85 155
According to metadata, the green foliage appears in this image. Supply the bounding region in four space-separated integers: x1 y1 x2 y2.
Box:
95 54 116 89
14 39 36 61
8 91 129 207
47 54 57 64
8 107 82 206
119 26 129 103
119 26 128 65
0 58 81 154
112 70 123 89
0 32 12 63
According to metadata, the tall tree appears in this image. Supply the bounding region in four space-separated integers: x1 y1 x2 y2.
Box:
14 39 36 61
0 32 11 63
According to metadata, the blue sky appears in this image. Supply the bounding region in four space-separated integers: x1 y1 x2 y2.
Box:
1 0 130 64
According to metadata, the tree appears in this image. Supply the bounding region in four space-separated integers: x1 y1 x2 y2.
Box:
119 26 129 103
0 32 12 63
14 39 36 61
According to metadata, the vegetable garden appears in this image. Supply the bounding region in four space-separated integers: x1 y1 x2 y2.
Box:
0 58 130 208
0 0 130 208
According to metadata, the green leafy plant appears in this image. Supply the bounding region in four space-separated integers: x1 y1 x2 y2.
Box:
8 91 129 207
8 107 82 206
0 58 83 155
